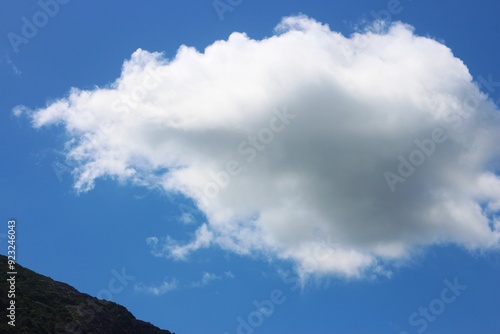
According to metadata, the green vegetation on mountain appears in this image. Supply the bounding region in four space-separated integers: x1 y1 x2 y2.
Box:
0 255 174 334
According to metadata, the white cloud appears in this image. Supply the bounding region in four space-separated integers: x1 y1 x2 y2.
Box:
179 212 196 225
147 224 213 260
2 55 22 75
26 15 500 279
135 278 178 296
191 271 234 288
12 104 29 117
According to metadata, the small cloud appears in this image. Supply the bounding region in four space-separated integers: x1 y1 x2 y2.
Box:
2 55 21 75
179 212 196 225
134 194 147 200
146 236 159 249
191 271 234 288
192 272 219 288
135 278 178 296
12 105 29 117
146 224 212 260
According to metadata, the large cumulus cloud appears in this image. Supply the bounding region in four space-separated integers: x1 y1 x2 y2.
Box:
25 16 500 278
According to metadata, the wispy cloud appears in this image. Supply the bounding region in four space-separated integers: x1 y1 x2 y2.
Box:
25 15 500 279
134 279 178 296
12 105 29 117
2 55 22 75
191 271 234 288
179 212 196 225
135 271 233 295
147 224 212 260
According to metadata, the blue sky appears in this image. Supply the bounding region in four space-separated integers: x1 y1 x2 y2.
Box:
1 1 500 333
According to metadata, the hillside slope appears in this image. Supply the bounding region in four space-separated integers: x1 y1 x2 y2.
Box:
0 255 174 334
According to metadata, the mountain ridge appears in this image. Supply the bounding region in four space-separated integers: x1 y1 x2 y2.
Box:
0 254 175 334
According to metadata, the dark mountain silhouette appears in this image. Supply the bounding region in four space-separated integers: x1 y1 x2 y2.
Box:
0 255 174 334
